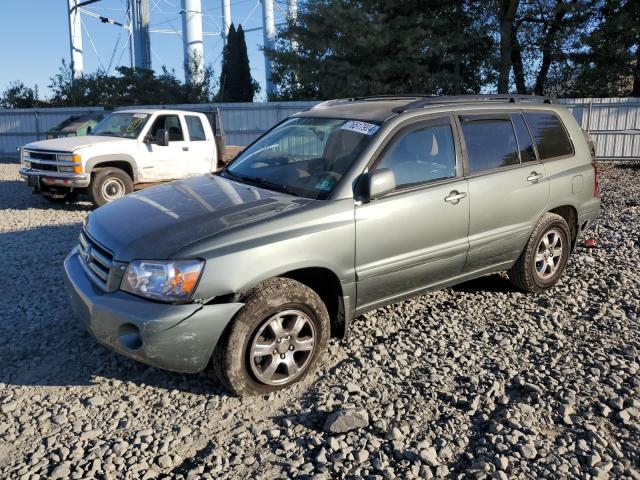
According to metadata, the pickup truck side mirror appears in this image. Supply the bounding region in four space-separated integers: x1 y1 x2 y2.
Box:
155 129 170 147
364 168 396 202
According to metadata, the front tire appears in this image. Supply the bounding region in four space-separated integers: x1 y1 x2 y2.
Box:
508 212 571 293
90 167 133 207
213 278 330 396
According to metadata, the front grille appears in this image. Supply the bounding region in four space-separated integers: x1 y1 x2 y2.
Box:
30 161 57 172
27 150 57 161
78 229 114 289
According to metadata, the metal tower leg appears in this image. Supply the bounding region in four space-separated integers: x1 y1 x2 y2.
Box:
68 0 84 79
262 0 276 97
182 0 204 83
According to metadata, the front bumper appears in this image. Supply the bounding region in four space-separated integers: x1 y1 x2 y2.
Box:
19 167 90 188
64 248 244 374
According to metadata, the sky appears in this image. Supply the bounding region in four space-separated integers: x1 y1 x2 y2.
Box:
0 0 286 100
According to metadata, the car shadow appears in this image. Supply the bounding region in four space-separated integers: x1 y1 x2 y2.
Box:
614 161 640 171
0 180 94 211
0 156 19 165
0 223 231 397
450 273 516 294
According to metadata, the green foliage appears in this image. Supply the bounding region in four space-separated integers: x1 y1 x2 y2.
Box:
217 24 260 102
0 81 42 108
569 0 640 97
267 0 494 99
45 59 217 109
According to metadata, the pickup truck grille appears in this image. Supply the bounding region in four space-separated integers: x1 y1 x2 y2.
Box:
28 151 57 161
78 229 114 289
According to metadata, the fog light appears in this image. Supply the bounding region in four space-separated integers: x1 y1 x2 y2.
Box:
118 323 142 350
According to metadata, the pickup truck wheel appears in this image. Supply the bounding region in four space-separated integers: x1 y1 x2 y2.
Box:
90 168 133 207
508 212 571 293
212 277 330 396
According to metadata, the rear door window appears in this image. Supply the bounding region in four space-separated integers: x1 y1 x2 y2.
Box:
524 112 573 160
185 115 207 141
459 115 519 173
511 113 537 163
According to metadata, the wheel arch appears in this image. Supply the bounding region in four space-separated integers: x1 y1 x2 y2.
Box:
86 155 137 183
548 204 579 249
279 267 347 338
218 266 349 339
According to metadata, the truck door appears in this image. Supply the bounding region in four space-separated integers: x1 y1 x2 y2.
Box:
140 114 191 181
184 114 217 175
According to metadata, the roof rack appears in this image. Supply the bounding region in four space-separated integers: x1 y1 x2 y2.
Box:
393 94 556 113
313 95 431 109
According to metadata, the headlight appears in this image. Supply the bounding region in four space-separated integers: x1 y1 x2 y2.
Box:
58 153 82 173
120 259 204 303
20 148 29 166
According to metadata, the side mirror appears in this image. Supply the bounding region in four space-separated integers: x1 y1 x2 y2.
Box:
86 125 92 135
365 168 396 201
155 129 169 147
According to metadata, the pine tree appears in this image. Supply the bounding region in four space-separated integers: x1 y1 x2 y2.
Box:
569 0 640 97
265 0 493 99
217 23 259 102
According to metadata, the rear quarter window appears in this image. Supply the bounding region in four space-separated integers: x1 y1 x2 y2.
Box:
459 115 520 173
185 115 207 141
524 112 574 160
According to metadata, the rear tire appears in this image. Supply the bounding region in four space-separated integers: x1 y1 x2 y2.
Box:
90 168 133 207
508 212 571 293
212 277 330 396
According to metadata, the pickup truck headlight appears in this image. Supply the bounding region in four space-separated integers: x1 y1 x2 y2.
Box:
121 259 204 303
58 154 83 173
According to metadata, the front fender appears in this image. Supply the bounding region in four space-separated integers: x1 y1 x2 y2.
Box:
84 154 138 182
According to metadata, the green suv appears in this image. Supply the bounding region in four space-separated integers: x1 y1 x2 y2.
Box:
64 95 601 395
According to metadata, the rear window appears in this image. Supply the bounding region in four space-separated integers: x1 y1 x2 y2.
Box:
185 115 207 141
524 112 573 160
460 115 519 173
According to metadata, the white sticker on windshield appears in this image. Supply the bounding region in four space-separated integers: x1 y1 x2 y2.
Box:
340 120 379 136
133 113 148 118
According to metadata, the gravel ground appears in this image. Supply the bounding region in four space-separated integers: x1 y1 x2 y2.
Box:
0 158 638 480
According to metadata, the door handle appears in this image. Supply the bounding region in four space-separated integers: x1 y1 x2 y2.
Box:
527 171 544 182
182 146 189 152
444 190 467 204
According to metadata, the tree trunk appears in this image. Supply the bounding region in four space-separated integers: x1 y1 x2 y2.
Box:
498 0 520 93
533 0 567 95
511 27 527 93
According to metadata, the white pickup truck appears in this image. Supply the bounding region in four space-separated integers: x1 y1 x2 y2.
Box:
19 109 221 206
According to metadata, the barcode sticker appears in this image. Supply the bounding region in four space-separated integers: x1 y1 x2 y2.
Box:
341 120 380 136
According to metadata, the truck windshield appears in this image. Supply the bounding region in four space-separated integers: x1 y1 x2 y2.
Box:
224 117 379 199
91 112 150 139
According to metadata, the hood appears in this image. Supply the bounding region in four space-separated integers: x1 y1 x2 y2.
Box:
24 135 133 152
85 174 313 261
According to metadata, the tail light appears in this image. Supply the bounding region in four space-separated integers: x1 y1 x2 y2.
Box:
592 161 600 197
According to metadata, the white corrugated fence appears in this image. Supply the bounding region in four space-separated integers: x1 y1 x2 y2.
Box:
1 99 639 159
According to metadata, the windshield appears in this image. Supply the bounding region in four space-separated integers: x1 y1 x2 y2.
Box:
91 112 150 139
224 117 379 199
